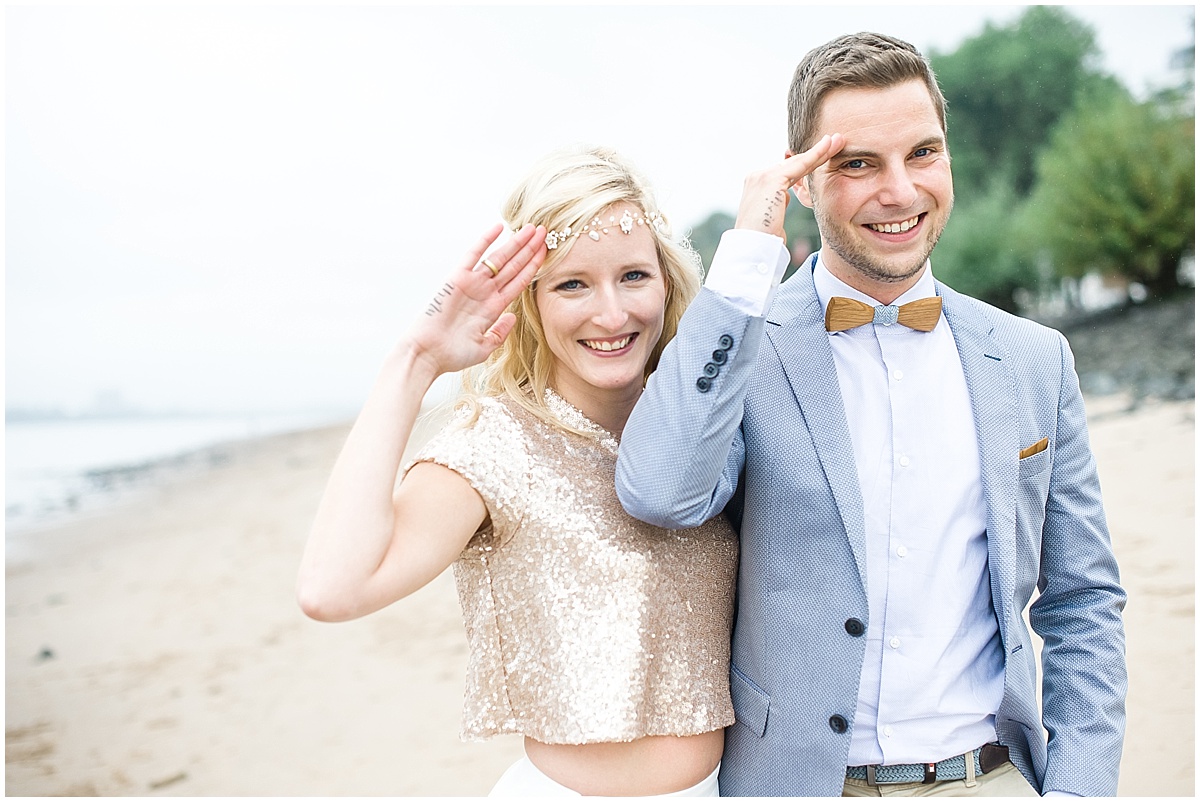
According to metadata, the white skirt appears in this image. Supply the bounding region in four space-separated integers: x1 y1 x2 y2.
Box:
489 757 721 797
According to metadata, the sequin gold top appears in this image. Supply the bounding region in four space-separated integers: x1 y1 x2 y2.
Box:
408 391 738 745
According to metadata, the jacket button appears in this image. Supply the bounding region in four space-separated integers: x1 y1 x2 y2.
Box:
829 715 849 734
696 376 712 393
703 362 720 378
711 348 728 365
845 618 865 636
717 334 735 350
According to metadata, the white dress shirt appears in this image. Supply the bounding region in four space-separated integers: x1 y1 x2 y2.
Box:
706 231 1005 767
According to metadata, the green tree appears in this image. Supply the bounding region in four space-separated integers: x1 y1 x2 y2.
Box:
1025 94 1195 299
930 6 1118 199
925 6 1128 310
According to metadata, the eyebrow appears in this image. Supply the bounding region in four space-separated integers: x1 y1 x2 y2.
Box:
832 135 947 162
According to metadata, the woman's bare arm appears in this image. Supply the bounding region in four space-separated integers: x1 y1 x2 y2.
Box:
297 223 546 621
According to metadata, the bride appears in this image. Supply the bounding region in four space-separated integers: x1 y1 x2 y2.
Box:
297 146 738 796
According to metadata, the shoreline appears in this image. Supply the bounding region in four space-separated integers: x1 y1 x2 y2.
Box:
5 412 355 538
5 395 1194 795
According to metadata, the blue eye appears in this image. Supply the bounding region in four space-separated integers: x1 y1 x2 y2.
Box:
914 148 932 158
555 279 584 291
623 270 648 282
844 159 866 170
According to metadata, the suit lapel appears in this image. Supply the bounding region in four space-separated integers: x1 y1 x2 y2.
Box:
765 268 869 594
939 285 1019 642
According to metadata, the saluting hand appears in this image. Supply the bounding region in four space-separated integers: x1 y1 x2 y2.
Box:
734 133 845 239
406 223 548 377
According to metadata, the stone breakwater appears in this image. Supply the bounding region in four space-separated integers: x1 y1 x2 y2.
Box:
1056 295 1195 403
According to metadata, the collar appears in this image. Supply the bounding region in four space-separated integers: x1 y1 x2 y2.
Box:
811 253 937 314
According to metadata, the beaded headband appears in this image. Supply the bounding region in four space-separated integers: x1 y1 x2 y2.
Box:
544 207 666 250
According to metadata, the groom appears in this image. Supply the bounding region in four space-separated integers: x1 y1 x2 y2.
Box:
616 32 1126 797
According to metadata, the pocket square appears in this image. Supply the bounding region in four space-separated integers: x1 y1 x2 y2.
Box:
1019 437 1049 460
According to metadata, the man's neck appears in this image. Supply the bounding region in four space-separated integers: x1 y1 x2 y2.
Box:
818 248 928 305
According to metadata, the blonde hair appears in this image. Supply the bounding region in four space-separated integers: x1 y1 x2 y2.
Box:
461 145 702 433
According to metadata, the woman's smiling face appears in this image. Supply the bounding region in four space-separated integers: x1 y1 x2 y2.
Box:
534 207 666 416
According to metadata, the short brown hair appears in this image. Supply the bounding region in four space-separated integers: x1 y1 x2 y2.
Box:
787 32 947 153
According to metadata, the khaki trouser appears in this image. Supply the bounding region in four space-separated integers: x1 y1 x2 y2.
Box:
843 761 1039 797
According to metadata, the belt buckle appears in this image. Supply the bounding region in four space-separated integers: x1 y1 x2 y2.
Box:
863 764 937 786
863 762 938 786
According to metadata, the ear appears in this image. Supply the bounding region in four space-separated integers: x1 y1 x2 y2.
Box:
794 176 815 209
783 147 817 209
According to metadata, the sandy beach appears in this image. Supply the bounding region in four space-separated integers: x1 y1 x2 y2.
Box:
5 395 1194 796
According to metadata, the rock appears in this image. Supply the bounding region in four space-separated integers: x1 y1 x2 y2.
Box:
1057 295 1195 401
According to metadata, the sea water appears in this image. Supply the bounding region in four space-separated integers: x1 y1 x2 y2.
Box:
5 411 347 534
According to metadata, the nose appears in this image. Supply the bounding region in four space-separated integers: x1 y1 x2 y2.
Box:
591 286 629 331
876 161 919 208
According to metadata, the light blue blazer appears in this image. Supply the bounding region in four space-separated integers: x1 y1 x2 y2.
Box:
616 264 1127 797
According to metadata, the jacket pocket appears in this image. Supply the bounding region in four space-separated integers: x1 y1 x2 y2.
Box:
1018 446 1050 479
730 663 771 737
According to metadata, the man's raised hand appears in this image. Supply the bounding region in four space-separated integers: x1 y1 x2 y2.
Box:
734 133 845 238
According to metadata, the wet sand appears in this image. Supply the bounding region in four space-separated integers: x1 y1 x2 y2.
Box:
5 396 1194 795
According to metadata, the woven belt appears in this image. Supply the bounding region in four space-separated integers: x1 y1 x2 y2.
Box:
846 743 1009 786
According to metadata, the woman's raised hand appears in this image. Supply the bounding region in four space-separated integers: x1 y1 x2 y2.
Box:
299 222 546 623
406 223 547 377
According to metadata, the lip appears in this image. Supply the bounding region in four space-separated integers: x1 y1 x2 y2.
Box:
579 333 638 356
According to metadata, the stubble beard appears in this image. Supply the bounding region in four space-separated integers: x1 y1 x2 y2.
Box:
814 197 954 289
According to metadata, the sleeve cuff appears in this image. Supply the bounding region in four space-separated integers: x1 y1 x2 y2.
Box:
702 229 791 317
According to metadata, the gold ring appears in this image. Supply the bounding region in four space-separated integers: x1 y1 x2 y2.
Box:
481 258 499 277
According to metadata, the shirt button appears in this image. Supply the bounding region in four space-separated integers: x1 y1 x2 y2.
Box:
896 545 908 558
899 455 911 467
889 636 901 649
892 368 904 381
883 725 893 738
755 262 768 275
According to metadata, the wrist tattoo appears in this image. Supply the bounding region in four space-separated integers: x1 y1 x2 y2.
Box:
425 283 454 316
762 189 786 228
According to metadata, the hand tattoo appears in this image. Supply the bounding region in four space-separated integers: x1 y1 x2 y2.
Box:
762 189 786 229
425 283 454 316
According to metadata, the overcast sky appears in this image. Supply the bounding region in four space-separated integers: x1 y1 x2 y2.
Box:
7 4 1194 416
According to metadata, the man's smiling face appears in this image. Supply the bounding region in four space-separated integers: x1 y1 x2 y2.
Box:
796 79 954 304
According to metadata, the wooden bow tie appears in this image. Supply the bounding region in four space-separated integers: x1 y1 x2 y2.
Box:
824 296 943 333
